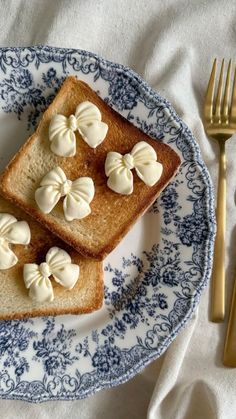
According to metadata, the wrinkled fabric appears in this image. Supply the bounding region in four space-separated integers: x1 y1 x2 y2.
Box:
0 0 236 418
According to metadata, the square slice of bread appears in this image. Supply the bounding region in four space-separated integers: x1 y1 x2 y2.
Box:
0 76 181 260
0 196 103 320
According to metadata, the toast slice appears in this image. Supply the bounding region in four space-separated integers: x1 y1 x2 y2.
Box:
0 196 103 320
0 77 181 260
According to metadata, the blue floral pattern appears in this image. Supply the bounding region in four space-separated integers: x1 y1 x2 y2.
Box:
33 318 78 376
0 320 36 379
104 246 171 331
92 344 122 378
0 46 215 402
0 67 65 129
106 72 140 110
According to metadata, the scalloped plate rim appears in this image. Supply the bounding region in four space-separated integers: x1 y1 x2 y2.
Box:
0 45 216 403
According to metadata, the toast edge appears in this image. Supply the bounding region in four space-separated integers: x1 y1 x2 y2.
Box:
0 262 104 320
0 76 182 260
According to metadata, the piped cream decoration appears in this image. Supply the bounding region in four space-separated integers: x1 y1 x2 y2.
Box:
35 167 95 221
0 213 31 270
49 101 108 157
105 141 163 195
23 247 80 303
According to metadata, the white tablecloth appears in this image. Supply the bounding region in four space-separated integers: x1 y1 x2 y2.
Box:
1 1 236 418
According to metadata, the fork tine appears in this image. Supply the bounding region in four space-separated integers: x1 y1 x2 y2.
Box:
223 59 232 121
230 66 236 121
204 59 217 122
215 59 225 121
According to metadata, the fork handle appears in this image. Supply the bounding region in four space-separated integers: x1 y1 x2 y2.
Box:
211 140 226 322
223 270 236 366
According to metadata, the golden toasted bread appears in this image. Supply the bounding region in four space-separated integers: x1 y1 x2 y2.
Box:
0 77 181 260
0 196 103 320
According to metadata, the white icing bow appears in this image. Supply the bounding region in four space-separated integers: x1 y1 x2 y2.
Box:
23 247 80 303
105 141 163 195
49 101 108 157
0 213 30 269
35 167 95 221
0 213 30 270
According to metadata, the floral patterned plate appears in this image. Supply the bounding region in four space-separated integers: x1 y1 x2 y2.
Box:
0 46 215 402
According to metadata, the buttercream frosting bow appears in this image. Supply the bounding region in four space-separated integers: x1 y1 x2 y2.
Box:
35 166 95 221
49 101 108 157
23 247 80 303
105 141 163 195
0 213 31 270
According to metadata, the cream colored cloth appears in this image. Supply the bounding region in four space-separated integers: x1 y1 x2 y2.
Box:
1 0 236 418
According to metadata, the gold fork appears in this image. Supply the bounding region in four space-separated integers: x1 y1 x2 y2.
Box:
204 59 236 322
223 273 236 366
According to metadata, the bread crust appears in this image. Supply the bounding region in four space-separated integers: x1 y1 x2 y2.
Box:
0 77 181 260
0 197 103 320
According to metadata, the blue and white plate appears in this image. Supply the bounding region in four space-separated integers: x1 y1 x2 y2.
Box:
0 46 215 402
